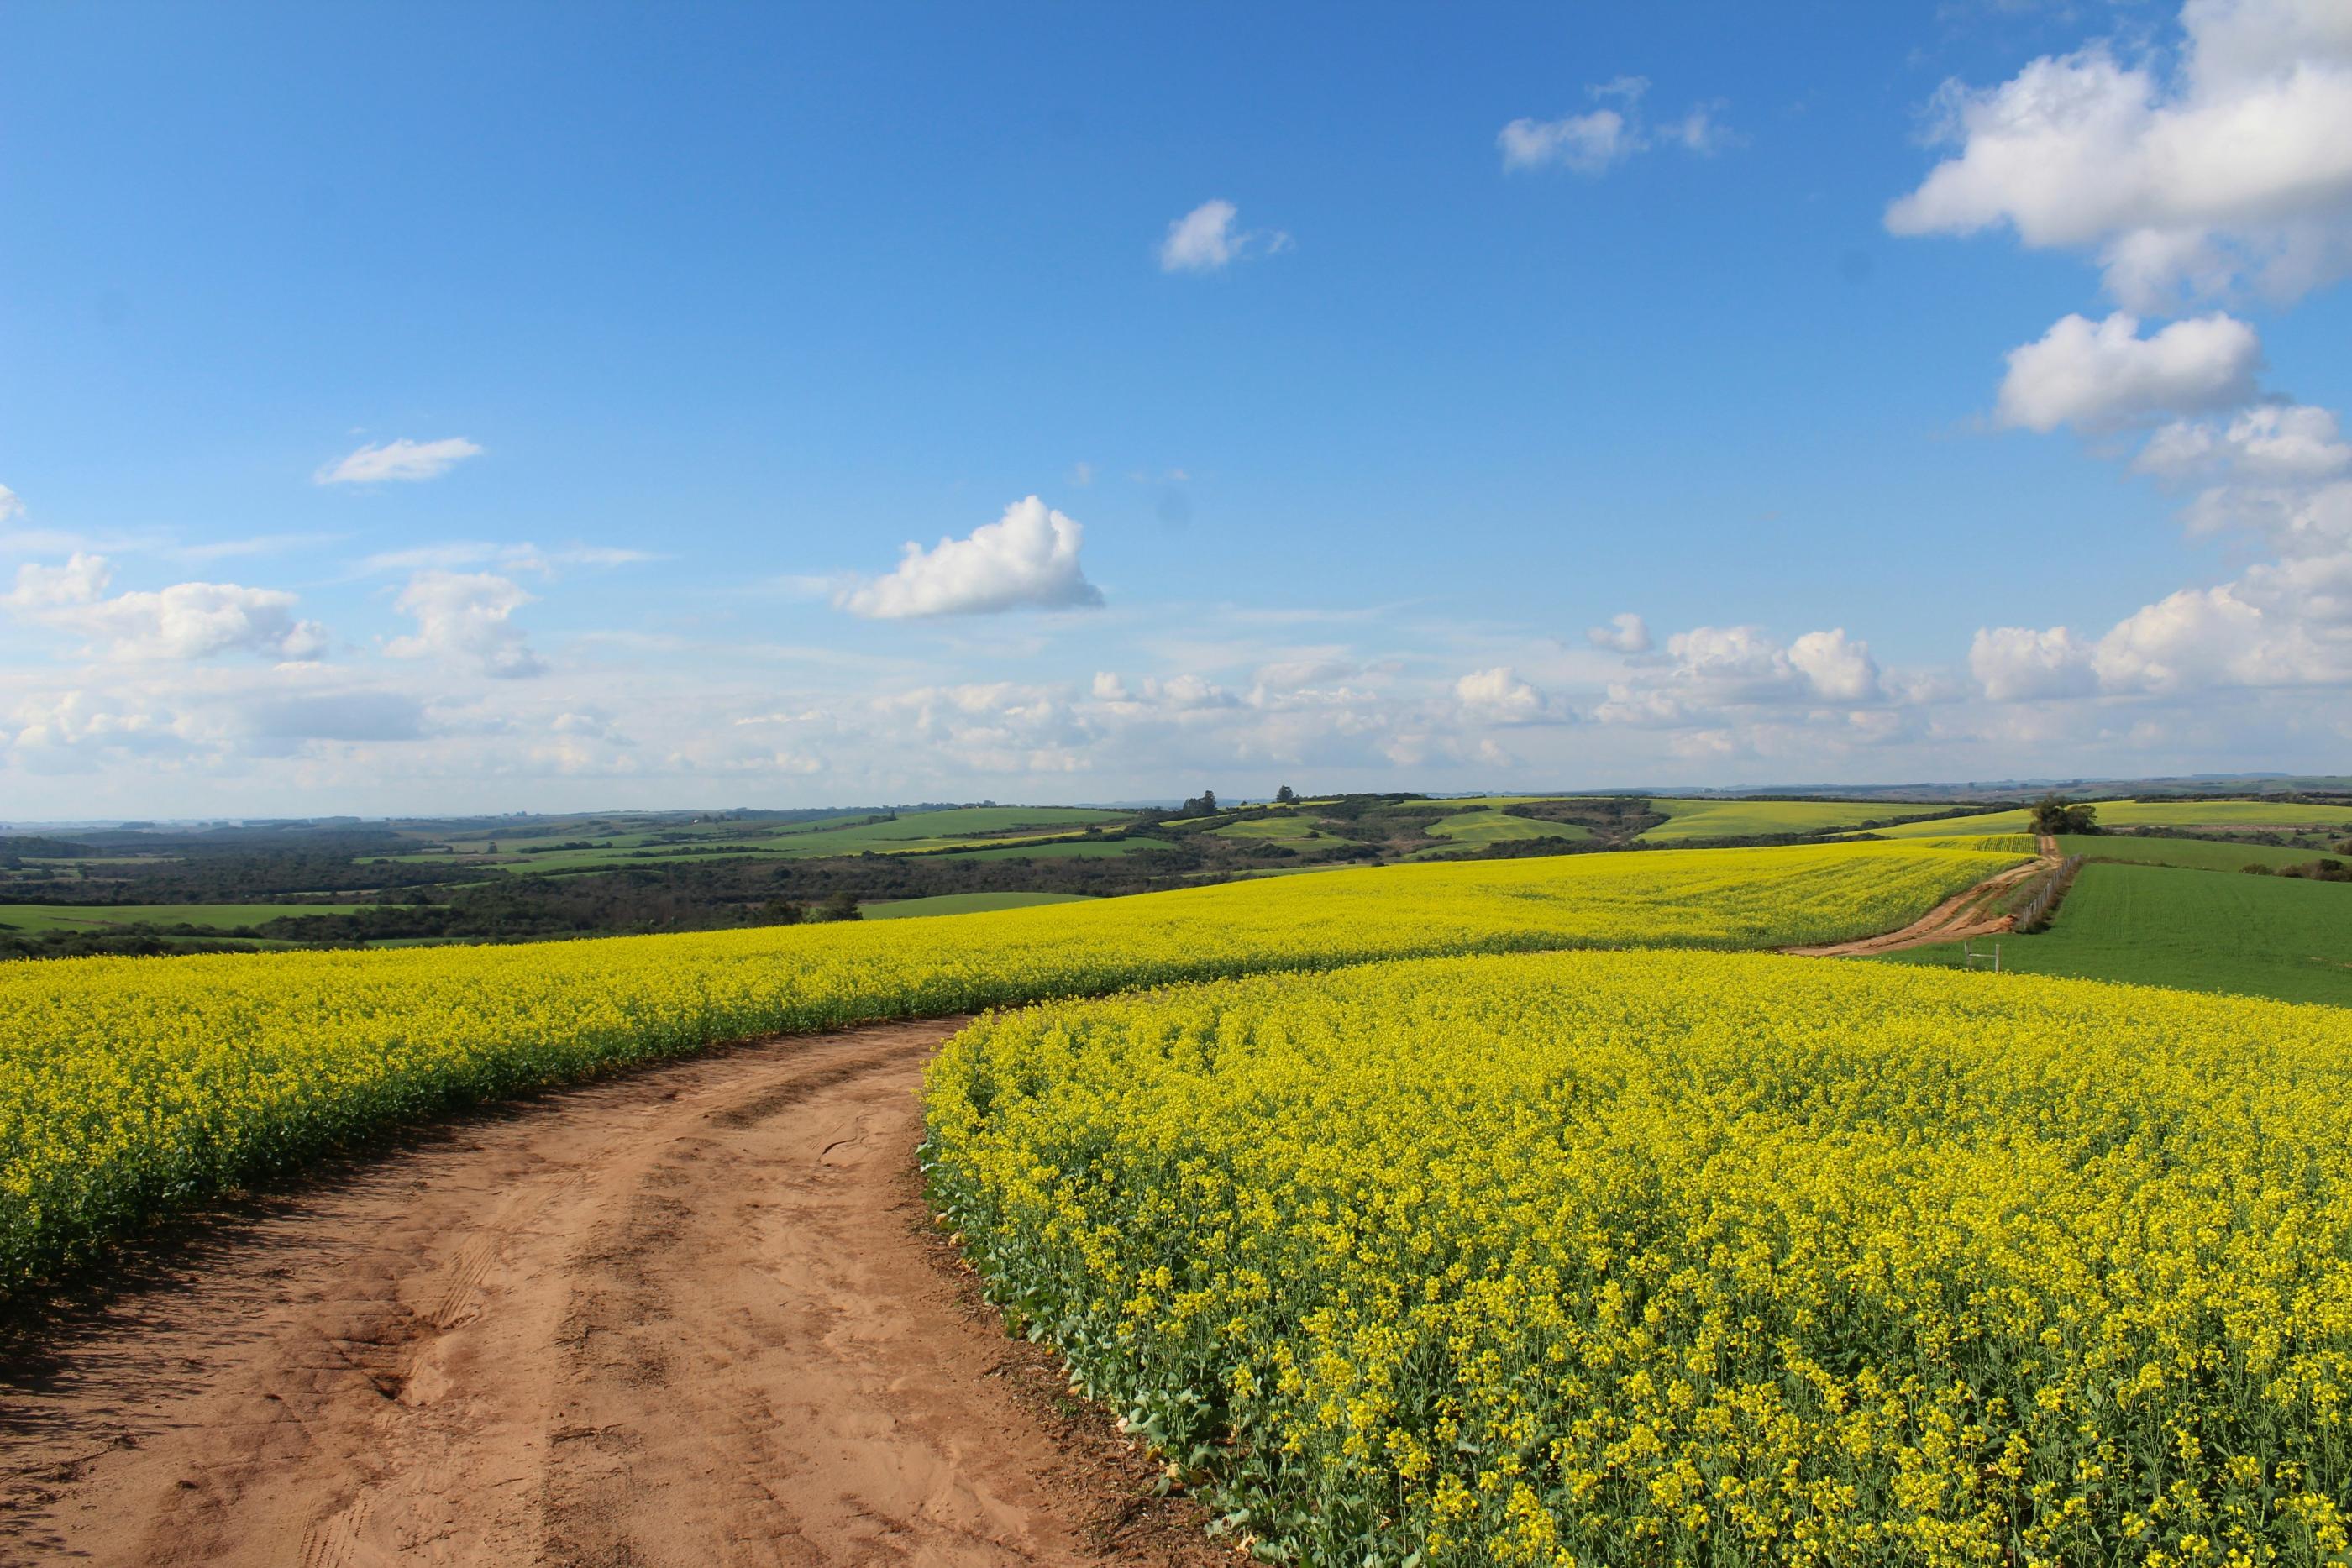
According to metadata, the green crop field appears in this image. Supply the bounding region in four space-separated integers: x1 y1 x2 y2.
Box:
0 902 365 933
1209 815 1358 851
1424 806 1588 845
861 891 1095 920
1876 799 2352 839
362 805 1139 873
2059 834 2338 873
1880 860 2352 1007
1639 797 1949 842
934 837 1171 861
785 805 1125 842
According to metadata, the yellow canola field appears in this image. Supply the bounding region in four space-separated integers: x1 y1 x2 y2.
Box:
927 950 2352 1568
0 843 2008 1297
1890 833 2038 855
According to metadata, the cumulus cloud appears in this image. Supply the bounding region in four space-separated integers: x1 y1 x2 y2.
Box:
1593 623 1887 731
1974 547 2352 701
837 496 1103 619
1787 628 1881 701
315 437 484 485
1158 200 1291 273
2137 403 2352 482
386 570 545 678
1671 624 1882 704
2145 404 2352 555
1089 671 1236 713
1970 625 2100 700
1452 666 1551 723
1586 611 1653 653
1887 0 2352 308
2 553 328 661
1500 76 1735 174
1995 311 2262 432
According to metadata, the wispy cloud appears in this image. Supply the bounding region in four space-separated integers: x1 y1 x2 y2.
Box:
315 437 484 485
167 532 346 564
1500 76 1739 174
355 541 662 576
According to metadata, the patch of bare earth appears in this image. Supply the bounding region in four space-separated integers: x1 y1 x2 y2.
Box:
0 1020 1223 1568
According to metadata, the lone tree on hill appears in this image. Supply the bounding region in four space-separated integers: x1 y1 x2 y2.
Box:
1179 789 1220 817
1274 784 1298 805
2029 794 2099 836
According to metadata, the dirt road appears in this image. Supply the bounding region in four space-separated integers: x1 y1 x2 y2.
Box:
0 1020 1215 1568
1783 851 2051 958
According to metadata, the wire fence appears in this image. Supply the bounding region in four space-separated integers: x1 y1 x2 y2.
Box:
2013 854 2084 933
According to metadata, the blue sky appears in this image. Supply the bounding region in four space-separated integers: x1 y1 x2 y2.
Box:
4 0 2350 815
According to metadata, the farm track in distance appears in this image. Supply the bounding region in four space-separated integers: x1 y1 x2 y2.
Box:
1782 837 2057 958
0 1020 1217 1568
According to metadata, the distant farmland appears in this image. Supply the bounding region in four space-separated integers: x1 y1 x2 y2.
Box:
1638 797 1950 842
1874 798 2352 837
0 902 363 934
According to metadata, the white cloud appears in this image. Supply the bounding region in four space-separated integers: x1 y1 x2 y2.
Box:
1974 543 2352 701
2097 550 2352 695
167 532 344 565
1887 0 2352 308
1788 628 1881 701
0 485 21 524
386 570 545 678
1158 200 1290 274
1089 671 1236 713
1995 311 2262 432
1671 624 1882 703
1161 200 1240 271
1593 623 1887 731
2 553 327 662
315 437 484 485
837 496 1104 619
357 540 659 575
2137 402 2352 482
1663 103 1735 155
1499 109 1638 174
1453 666 1552 723
543 544 662 569
1970 624 2100 700
1586 611 1653 653
1499 77 1735 174
4 554 111 613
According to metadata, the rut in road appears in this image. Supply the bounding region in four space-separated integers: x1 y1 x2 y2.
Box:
0 1020 1218 1568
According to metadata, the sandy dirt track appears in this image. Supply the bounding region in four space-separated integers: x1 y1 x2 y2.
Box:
1782 849 2053 958
0 1020 1218 1568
